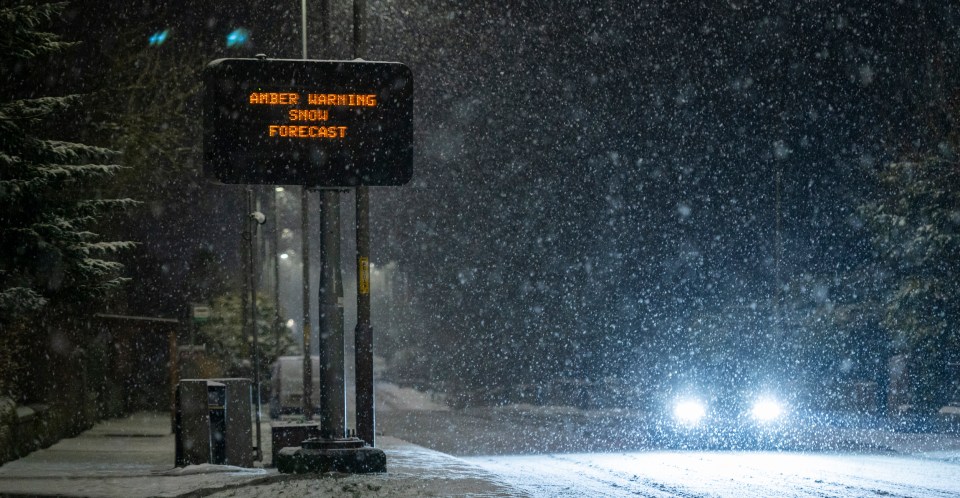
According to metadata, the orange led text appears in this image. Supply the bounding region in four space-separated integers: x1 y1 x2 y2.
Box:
288 109 330 121
249 92 300 105
269 125 347 138
307 93 377 107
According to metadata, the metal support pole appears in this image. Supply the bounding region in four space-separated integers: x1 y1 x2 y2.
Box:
300 0 307 59
301 187 312 418
353 0 366 60
247 189 263 461
240 199 250 361
319 0 330 57
352 0 375 447
313 0 344 441
273 189 282 359
299 0 314 422
319 191 345 439
355 186 374 445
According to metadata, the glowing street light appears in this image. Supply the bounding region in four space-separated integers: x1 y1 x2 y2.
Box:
148 30 169 46
226 28 250 48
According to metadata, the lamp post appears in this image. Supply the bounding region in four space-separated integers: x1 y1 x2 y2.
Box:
274 187 284 361
247 189 267 461
301 187 312 418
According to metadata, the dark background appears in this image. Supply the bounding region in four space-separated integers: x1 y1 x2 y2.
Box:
23 0 959 400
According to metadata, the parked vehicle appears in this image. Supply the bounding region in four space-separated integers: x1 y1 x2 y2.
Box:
269 356 321 419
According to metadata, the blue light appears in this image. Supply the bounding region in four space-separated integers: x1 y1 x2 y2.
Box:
226 28 250 48
148 30 169 46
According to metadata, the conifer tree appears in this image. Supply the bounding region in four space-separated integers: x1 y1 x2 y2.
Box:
861 155 960 410
0 2 135 322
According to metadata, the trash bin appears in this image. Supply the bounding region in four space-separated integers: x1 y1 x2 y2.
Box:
211 377 253 467
208 383 226 464
175 378 253 467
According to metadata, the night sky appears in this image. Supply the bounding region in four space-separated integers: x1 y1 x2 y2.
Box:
41 0 960 390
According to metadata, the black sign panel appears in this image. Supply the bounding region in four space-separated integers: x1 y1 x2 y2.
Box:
203 58 413 186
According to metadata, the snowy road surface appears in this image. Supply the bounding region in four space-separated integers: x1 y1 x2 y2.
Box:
466 451 960 497
379 404 960 497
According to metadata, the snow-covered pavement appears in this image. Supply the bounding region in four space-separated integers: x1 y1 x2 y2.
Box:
0 412 276 497
206 439 516 497
0 409 514 497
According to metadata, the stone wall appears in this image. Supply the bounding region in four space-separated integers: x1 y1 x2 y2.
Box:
0 315 178 465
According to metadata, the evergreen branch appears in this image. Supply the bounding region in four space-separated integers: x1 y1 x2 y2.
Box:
0 95 82 123
0 151 20 169
77 257 125 276
35 163 124 181
0 286 48 315
77 198 142 213
74 240 138 255
35 139 119 164
0 3 74 60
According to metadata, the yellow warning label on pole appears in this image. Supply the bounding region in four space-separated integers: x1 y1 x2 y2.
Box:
358 256 370 295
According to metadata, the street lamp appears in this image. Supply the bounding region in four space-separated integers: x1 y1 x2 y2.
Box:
148 30 169 46
246 187 267 461
226 28 250 48
272 187 286 397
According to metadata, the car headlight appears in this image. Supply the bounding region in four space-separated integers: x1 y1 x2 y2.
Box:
750 398 785 423
673 399 706 426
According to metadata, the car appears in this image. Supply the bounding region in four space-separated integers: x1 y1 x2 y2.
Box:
657 387 797 449
269 356 321 419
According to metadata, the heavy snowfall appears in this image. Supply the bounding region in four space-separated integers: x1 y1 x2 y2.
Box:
1 0 959 496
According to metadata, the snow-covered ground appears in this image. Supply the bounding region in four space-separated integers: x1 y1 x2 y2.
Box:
376 386 960 497
466 451 960 497
376 382 449 412
0 389 510 498
206 436 517 498
6 386 957 497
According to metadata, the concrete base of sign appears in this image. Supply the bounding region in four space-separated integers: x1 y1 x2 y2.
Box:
269 421 320 466
276 437 386 474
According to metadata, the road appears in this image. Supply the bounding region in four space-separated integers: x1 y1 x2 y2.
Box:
378 406 960 497
466 451 960 497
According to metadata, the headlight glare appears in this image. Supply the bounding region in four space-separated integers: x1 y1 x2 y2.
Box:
673 399 706 425
750 398 785 423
